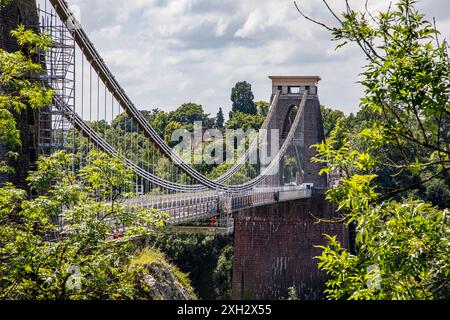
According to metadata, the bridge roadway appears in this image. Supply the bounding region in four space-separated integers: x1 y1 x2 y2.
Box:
125 186 313 226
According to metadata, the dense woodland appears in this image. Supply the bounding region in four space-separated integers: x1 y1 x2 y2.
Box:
0 0 448 300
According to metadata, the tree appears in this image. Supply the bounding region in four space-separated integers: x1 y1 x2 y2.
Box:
226 112 264 131
422 175 450 209
0 25 53 173
164 121 183 145
0 150 169 299
256 101 269 117
296 0 450 299
0 24 197 301
147 232 233 299
314 138 450 299
141 109 170 137
215 107 225 129
212 245 233 300
0 0 12 7
230 81 256 115
296 0 449 190
321 105 345 138
111 112 134 133
170 103 214 129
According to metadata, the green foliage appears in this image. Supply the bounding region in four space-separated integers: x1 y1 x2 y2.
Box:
332 0 449 179
305 0 450 300
10 25 53 54
208 161 257 185
143 109 171 134
282 155 300 184
307 0 450 206
226 111 264 131
422 176 450 209
103 84 266 179
0 26 54 173
306 0 450 204
212 245 233 300
321 105 345 138
113 104 213 136
230 81 257 115
0 0 12 6
170 103 214 129
148 232 233 300
287 287 299 300
215 107 225 129
314 133 450 299
0 151 169 299
111 112 134 133
164 121 184 145
256 101 269 117
317 201 449 300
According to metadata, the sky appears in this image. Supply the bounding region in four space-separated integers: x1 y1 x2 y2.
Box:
45 0 450 116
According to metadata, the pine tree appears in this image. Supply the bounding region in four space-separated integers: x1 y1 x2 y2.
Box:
215 107 225 129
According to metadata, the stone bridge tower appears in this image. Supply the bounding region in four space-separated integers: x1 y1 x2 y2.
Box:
263 76 327 188
0 0 41 189
232 77 346 300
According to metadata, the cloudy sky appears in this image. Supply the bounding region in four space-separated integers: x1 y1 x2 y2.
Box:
51 0 450 116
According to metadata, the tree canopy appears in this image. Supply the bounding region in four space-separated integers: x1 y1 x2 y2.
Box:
0 150 171 299
215 107 225 129
297 0 450 300
230 81 257 115
0 25 53 173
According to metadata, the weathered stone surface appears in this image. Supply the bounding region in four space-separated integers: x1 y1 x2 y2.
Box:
302 95 327 187
232 193 348 300
131 249 197 300
134 261 196 300
1 0 39 44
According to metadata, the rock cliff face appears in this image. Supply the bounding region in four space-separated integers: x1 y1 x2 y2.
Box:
131 249 197 300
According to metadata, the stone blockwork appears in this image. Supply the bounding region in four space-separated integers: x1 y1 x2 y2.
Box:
302 95 327 187
232 193 348 300
0 0 40 189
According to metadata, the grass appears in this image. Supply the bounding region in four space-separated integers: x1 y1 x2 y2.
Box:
131 247 167 266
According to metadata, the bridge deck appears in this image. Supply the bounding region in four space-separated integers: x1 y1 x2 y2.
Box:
125 187 313 226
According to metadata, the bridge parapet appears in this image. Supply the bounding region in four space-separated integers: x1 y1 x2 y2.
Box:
124 186 313 228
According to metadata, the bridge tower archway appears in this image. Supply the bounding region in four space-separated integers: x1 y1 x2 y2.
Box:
264 76 328 189
280 104 303 186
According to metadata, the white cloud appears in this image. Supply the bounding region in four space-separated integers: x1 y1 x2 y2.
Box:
235 9 266 38
215 18 229 37
91 25 122 41
44 0 450 115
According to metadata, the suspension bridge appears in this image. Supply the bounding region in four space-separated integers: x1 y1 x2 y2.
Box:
0 0 348 299
26 0 322 229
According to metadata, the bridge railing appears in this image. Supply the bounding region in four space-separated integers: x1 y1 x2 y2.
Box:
123 186 313 226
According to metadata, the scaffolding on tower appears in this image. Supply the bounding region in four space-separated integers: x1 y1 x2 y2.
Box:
36 2 76 157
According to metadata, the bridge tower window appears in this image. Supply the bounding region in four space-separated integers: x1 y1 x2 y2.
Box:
288 86 301 94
